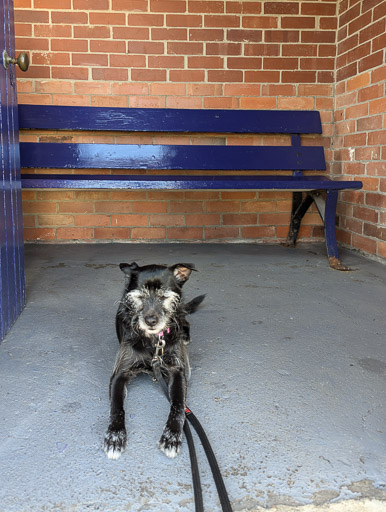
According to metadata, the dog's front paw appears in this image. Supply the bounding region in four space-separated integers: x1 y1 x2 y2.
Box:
158 426 183 458
104 428 127 460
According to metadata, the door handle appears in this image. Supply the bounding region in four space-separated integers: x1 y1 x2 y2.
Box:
2 50 29 71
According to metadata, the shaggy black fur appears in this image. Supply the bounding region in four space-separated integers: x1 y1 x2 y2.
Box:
104 261 204 459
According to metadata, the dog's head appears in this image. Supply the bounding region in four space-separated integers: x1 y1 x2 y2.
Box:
119 262 196 336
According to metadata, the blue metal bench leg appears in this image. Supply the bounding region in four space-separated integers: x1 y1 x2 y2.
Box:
321 190 351 271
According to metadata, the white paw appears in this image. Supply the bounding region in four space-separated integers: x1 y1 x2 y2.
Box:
104 429 127 460
158 427 182 458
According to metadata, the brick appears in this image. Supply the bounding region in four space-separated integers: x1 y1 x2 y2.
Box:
282 44 317 57
15 10 49 22
242 16 277 29
113 27 149 40
168 41 203 54
89 13 126 25
90 96 128 107
188 1 224 13
34 24 72 38
93 68 129 81
278 97 314 109
302 31 335 43
241 226 276 238
227 29 262 43
94 227 131 239
111 214 148 227
168 96 204 108
223 213 257 225
281 16 315 29
128 42 165 55
359 19 385 45
205 226 239 239
128 13 164 26
132 227 166 239
185 214 220 225
189 28 223 41
112 0 147 10
245 70 280 83
149 214 185 226
149 55 185 68
152 28 187 41
15 23 32 37
74 26 110 39
205 15 240 28
16 37 48 51
91 40 126 53
359 51 384 74
74 215 110 227
33 53 71 66
347 71 370 92
151 83 186 95
132 201 168 214
265 2 299 14
169 69 205 81
168 227 203 239
52 67 88 80
351 234 377 255
228 57 262 69
320 17 337 30
241 201 275 213
244 43 280 56
189 56 223 68
167 14 202 26
208 70 243 82
74 0 109 8
110 55 147 68
51 11 88 24
51 39 88 52
73 54 109 67
226 1 261 14
301 2 336 16
24 228 57 241
265 30 299 43
38 214 73 226
264 57 298 70
131 69 167 83
301 58 334 70
357 115 383 132
150 0 186 13
282 71 316 83
207 42 242 55
369 97 386 115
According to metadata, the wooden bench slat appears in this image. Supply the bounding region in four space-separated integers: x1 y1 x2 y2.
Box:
20 142 326 171
21 174 362 190
18 105 322 134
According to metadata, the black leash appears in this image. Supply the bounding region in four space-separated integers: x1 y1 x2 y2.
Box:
152 356 233 512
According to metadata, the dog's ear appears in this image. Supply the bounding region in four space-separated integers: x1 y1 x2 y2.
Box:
170 263 197 285
119 262 139 274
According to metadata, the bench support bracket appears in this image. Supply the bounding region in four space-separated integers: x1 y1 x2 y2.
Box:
285 190 351 271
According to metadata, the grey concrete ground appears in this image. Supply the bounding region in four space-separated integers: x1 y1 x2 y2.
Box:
0 242 385 512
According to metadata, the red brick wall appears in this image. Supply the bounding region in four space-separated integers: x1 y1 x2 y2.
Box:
334 0 385 259
15 0 379 256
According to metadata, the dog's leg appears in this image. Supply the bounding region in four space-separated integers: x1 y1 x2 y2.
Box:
158 368 186 458
104 372 131 460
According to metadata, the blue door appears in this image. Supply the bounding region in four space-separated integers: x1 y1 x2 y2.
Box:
0 0 25 341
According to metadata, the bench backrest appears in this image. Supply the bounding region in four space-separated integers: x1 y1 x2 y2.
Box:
18 105 325 173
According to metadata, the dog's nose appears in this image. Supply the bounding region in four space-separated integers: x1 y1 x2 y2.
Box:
145 315 158 327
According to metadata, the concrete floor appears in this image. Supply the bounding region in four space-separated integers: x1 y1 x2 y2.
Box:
0 242 385 512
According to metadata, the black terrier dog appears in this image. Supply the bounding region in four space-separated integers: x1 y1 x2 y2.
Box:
104 261 204 460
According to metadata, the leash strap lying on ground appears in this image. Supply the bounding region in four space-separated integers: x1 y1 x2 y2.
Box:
152 357 233 512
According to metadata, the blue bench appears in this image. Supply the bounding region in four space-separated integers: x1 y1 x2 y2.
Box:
19 105 362 270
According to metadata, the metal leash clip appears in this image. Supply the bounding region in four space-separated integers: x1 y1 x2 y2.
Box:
153 337 166 361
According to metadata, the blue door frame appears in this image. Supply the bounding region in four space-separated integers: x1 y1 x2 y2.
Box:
0 0 25 341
